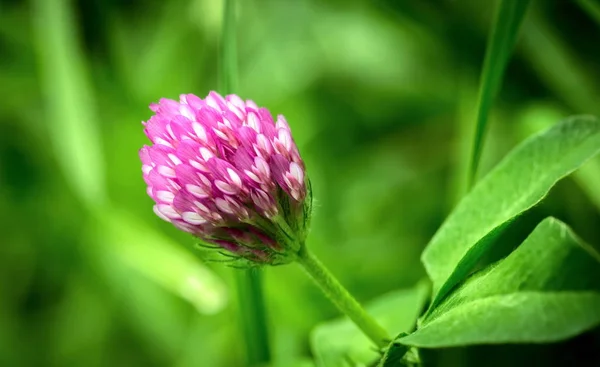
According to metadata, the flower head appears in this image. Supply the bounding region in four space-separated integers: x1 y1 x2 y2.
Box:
140 91 312 265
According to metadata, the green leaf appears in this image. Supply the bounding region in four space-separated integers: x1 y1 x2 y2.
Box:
32 0 106 209
377 339 410 367
400 218 600 347
422 116 600 309
94 208 229 314
311 280 430 367
401 292 600 348
518 107 600 213
468 0 531 187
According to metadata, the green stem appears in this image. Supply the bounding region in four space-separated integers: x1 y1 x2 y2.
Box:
466 0 530 190
220 0 238 93
219 0 271 365
234 269 271 365
296 246 391 349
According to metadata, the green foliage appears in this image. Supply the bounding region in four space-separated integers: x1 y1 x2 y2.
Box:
32 0 106 208
423 116 600 310
311 281 429 367
2 0 600 365
376 117 600 364
405 292 600 348
399 218 600 347
95 208 228 314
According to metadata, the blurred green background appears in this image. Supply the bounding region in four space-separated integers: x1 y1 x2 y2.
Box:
1 0 600 366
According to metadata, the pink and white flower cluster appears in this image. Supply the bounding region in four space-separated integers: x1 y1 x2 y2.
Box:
139 91 308 263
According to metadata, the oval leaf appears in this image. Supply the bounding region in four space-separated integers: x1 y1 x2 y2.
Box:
403 218 600 347
400 292 600 347
423 116 600 308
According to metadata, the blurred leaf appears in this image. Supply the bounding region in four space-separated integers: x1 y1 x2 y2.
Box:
312 3 446 98
50 276 110 367
521 9 600 115
0 306 21 366
95 207 228 314
468 0 530 187
422 116 600 310
448 75 478 210
174 313 240 367
93 251 192 361
238 1 322 104
189 0 224 38
270 359 317 367
576 0 600 26
311 280 429 367
32 0 106 208
32 0 227 316
107 0 206 102
401 218 600 347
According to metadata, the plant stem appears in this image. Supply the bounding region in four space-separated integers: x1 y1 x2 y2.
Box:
296 246 391 349
234 269 271 365
220 0 238 93
219 0 271 365
466 0 530 190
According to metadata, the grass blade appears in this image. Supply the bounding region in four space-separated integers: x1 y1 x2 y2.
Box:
467 0 531 189
220 0 238 93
